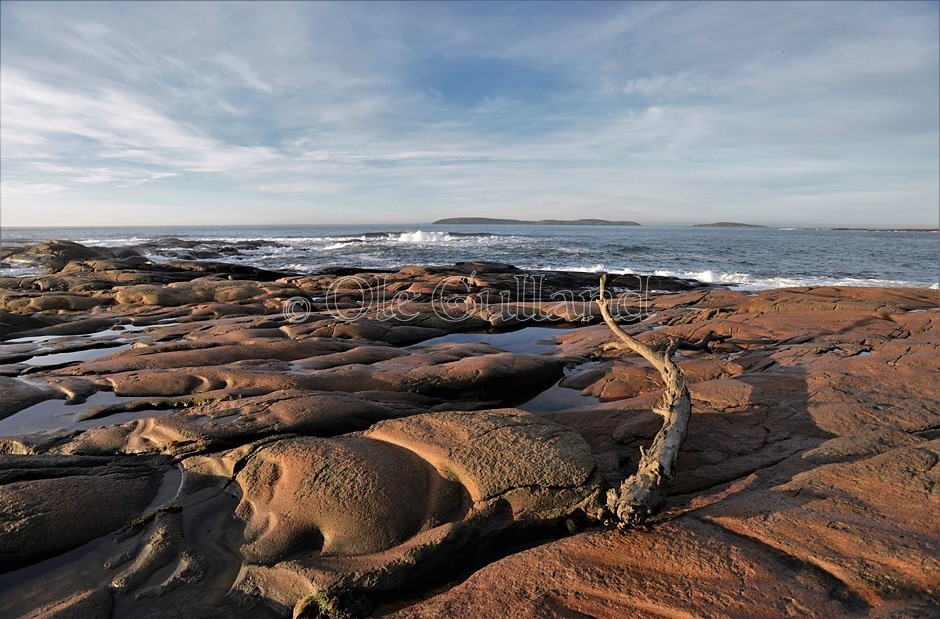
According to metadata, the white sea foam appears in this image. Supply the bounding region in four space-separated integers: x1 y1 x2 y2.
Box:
1 263 45 277
520 264 607 273
393 230 505 244
78 237 146 246
652 269 752 285
650 269 929 290
396 230 455 243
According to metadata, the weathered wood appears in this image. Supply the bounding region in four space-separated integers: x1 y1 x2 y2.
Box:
596 274 693 526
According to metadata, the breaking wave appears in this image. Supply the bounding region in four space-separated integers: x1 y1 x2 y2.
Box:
651 269 929 290
396 230 454 243
394 230 496 243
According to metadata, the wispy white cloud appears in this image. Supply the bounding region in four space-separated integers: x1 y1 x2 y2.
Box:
621 72 710 98
1 68 281 173
209 53 274 93
0 181 69 196
0 1 936 226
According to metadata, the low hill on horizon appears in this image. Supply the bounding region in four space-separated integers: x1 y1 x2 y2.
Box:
694 222 767 228
433 217 641 226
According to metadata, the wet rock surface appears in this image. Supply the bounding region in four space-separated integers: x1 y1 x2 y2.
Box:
0 243 936 617
396 286 939 618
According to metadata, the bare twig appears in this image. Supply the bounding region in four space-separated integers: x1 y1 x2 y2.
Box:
596 274 692 527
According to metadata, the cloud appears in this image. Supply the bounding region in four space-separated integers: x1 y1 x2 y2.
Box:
1 68 281 174
621 72 710 98
0 182 69 198
0 1 936 226
209 53 274 93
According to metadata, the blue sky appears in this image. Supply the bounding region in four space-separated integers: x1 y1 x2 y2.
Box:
1 1 937 227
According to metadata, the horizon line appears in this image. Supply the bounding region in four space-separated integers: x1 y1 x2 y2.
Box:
1 222 939 231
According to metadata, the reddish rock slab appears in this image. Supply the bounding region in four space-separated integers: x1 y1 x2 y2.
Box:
390 519 865 618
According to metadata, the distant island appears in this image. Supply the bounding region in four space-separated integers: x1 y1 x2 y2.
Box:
694 222 767 228
433 217 641 226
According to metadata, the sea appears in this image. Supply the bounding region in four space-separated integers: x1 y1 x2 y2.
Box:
1 224 938 290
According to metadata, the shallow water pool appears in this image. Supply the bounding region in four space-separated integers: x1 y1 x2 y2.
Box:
0 391 166 436
411 325 578 355
23 344 133 367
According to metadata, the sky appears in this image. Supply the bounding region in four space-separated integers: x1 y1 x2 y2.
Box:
1 1 938 228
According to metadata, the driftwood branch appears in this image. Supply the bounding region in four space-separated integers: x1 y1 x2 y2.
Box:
596 274 693 527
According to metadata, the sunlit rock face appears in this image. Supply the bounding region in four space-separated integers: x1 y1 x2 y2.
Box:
228 410 603 614
1 248 937 618
234 435 454 562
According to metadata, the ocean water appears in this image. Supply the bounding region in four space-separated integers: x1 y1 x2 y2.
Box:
1 224 937 290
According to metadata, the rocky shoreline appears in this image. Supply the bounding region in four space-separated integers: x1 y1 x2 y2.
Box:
0 241 937 618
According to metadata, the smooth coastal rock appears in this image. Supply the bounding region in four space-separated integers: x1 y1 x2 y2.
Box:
227 409 602 615
0 242 936 618
0 454 167 569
